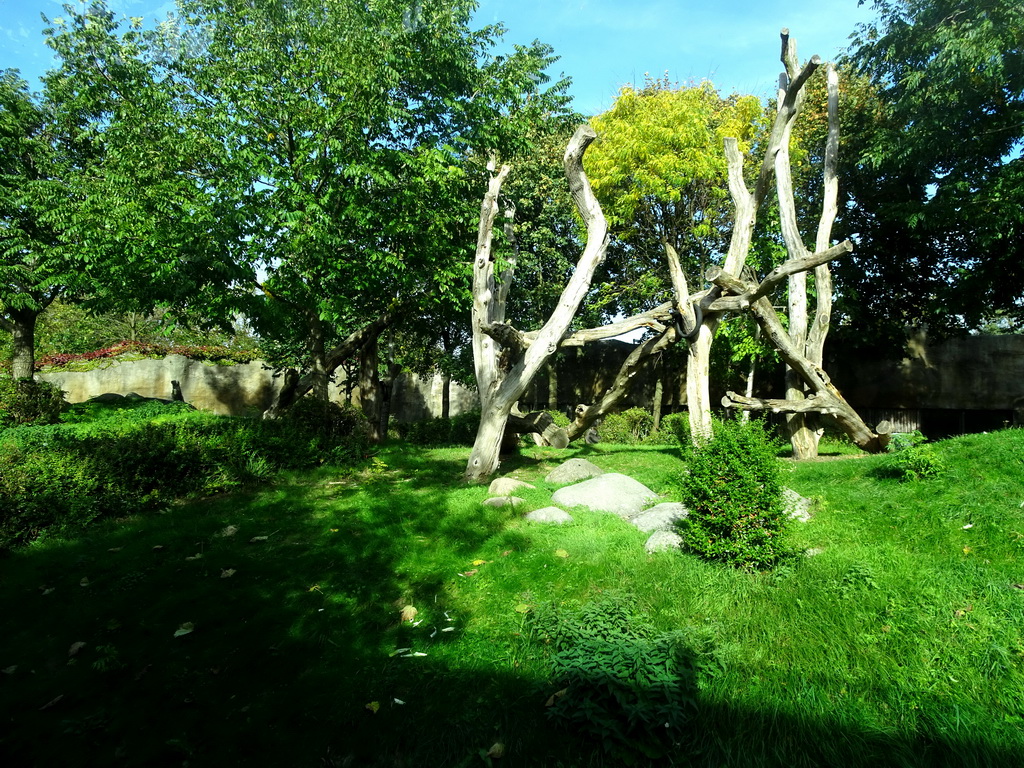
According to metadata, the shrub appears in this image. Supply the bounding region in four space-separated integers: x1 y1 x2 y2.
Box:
284 398 373 462
674 417 793 570
876 431 946 481
0 377 66 428
651 411 690 445
598 407 655 445
529 594 699 762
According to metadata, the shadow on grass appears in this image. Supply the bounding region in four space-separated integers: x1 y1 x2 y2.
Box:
0 448 1020 767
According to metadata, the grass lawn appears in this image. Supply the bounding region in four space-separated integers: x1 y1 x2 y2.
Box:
1 431 1023 766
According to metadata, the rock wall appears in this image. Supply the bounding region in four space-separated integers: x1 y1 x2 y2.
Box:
39 355 284 416
38 355 479 420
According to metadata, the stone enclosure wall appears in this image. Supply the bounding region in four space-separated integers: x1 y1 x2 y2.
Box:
37 333 1024 436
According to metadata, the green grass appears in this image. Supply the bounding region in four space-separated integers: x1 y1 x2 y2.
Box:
1 432 1023 766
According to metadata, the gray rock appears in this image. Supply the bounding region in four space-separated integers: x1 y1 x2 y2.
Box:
645 530 683 553
482 496 525 508
782 487 815 522
551 473 658 520
525 507 574 525
632 502 688 533
488 477 535 496
545 458 604 485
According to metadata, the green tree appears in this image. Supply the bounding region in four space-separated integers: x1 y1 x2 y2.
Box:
837 0 1024 341
149 0 572 420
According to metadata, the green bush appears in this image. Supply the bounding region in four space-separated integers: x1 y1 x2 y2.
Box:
530 595 699 762
0 401 371 548
674 417 793 570
598 407 655 445
0 376 66 428
283 398 373 462
876 431 946 481
652 411 690 445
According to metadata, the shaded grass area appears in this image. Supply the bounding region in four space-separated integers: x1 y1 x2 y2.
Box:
1 433 1023 766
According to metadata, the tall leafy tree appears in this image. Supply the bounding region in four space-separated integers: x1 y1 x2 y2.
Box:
149 0 572 416
837 0 1024 341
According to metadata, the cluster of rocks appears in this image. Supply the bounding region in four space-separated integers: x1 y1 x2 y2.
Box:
483 458 814 554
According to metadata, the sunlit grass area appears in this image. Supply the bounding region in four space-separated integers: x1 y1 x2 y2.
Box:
1 432 1023 766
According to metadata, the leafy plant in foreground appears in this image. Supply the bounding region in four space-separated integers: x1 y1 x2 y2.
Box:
674 417 793 570
529 595 699 763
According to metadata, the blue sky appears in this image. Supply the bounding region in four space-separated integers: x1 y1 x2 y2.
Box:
2 0 877 114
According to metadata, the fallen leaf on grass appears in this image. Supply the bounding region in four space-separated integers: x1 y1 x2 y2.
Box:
441 627 456 633
486 742 506 759
218 525 239 538
544 688 568 707
553 549 569 559
1013 584 1024 590
365 701 380 714
184 553 203 561
174 623 195 638
249 536 269 543
40 587 54 596
39 695 64 711
471 559 489 566
962 523 974 530
401 652 428 658
2 665 17 675
400 605 418 622
514 603 532 614
389 648 411 657
107 547 122 552
962 546 972 554
79 577 90 587
393 698 405 705
220 569 236 579
68 642 86 657
501 550 512 557
458 569 479 578
151 545 164 551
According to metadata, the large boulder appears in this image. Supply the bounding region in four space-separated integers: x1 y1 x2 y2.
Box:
488 477 535 496
632 502 688 533
645 530 683 553
545 458 604 485
782 487 815 522
525 507 574 525
551 473 658 520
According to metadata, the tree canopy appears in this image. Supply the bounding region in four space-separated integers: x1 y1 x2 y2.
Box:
834 0 1024 341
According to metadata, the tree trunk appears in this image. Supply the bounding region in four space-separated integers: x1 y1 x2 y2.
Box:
309 315 330 402
652 368 664 431
465 401 511 480
547 361 558 411
8 309 39 381
686 324 715 441
440 372 451 420
465 125 609 482
262 310 398 419
359 335 382 442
